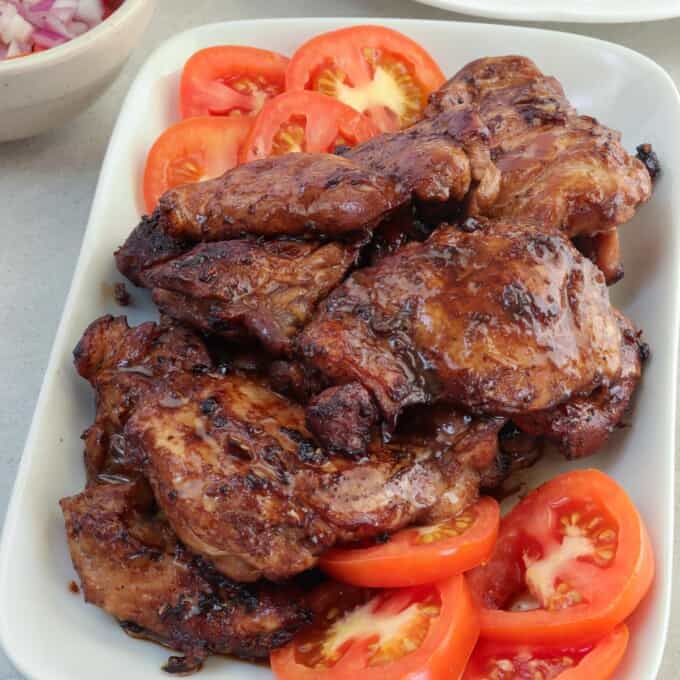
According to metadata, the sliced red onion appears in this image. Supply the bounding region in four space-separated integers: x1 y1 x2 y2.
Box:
1 0 107 60
27 0 55 11
32 25 65 46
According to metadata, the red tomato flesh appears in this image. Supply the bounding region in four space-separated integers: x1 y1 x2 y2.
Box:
142 116 251 212
467 470 654 645
286 25 445 132
463 624 629 680
240 90 379 162
271 575 479 680
180 45 288 119
320 497 500 588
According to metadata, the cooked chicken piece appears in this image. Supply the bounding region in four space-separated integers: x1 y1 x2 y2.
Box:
60 479 311 672
306 383 379 457
267 359 327 404
514 311 646 458
124 372 504 582
429 56 652 238
153 104 495 244
114 210 192 287
158 153 399 243
299 217 624 454
73 315 211 482
481 422 543 491
574 230 623 285
362 207 433 265
145 238 359 356
341 104 499 218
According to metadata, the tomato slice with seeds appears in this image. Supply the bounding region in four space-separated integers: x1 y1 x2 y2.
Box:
467 470 654 645
180 45 288 119
142 116 251 212
271 576 479 680
320 497 500 588
239 91 379 163
286 25 445 132
463 625 629 680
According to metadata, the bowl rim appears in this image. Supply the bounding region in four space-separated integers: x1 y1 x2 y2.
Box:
0 0 153 75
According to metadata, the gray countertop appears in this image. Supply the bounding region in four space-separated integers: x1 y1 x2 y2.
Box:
1 1 678 677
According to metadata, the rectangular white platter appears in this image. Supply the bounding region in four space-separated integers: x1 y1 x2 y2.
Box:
1 17 678 680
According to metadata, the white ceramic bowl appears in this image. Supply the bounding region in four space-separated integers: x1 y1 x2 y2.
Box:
0 0 155 142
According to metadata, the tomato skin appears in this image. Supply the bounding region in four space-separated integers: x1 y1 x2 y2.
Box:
320 497 500 588
142 116 251 212
270 575 479 680
180 45 288 119
463 625 629 680
286 25 445 132
239 91 379 163
467 470 654 645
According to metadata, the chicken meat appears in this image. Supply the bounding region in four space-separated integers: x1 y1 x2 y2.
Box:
60 479 312 673
124 369 505 582
145 238 359 356
428 55 652 238
73 314 212 482
299 217 625 454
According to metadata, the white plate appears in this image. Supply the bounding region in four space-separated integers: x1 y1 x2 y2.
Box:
413 0 680 23
0 17 678 680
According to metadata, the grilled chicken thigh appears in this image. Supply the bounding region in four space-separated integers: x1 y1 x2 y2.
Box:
125 371 504 582
158 153 400 242
73 315 211 482
146 238 359 356
300 217 623 455
514 311 646 459
429 56 652 239
60 480 311 672
152 104 494 244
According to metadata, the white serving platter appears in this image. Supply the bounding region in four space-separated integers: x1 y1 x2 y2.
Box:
412 0 680 23
0 17 678 680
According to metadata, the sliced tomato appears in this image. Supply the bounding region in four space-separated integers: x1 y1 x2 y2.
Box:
271 576 479 680
320 497 500 588
239 91 379 162
180 46 289 119
463 624 629 680
467 470 654 645
286 25 445 132
142 116 251 212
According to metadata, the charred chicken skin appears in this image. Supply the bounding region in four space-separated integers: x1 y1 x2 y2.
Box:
514 310 646 459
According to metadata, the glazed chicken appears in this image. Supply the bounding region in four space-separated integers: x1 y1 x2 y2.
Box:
145 238 359 356
514 310 646 459
299 217 624 454
125 370 505 582
151 104 494 244
73 314 212 482
429 56 652 237
60 480 312 673
428 56 653 282
114 211 192 287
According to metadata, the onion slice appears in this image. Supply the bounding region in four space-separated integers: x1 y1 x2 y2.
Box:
0 0 107 60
